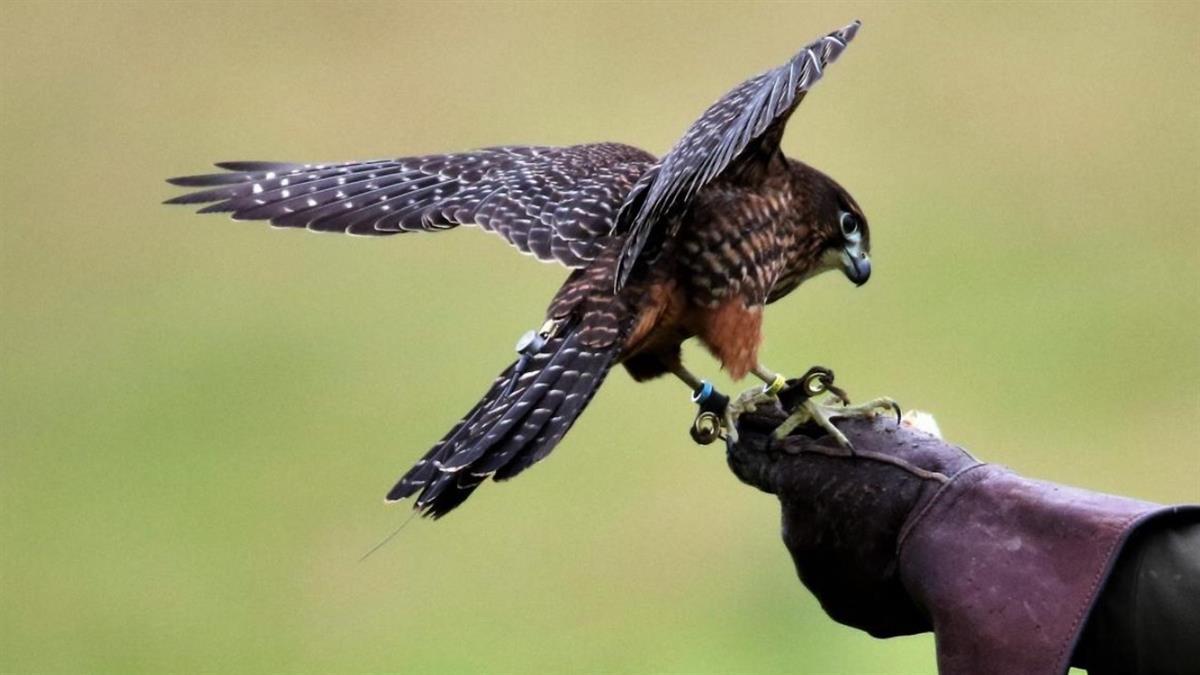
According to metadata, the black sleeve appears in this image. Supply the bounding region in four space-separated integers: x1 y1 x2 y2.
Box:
1073 513 1200 675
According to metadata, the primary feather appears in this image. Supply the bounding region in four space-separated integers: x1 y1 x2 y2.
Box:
167 143 654 268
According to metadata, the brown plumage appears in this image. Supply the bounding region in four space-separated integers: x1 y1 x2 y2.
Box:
165 21 871 517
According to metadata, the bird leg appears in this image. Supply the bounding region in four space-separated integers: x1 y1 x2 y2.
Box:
669 362 705 393
674 363 899 449
771 367 900 450
719 387 780 444
707 363 795 443
673 363 786 444
672 363 760 444
672 364 734 444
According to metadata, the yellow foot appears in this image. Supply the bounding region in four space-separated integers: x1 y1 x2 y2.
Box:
772 396 901 450
720 387 781 444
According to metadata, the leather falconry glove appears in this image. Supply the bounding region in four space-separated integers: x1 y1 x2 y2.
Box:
726 405 1200 675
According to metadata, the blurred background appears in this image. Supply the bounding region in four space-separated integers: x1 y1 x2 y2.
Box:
2 1 1197 673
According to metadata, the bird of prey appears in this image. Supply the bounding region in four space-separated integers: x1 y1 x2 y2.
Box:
165 20 894 518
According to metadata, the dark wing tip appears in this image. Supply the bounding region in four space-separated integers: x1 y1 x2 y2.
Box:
166 161 303 187
165 174 229 187
165 170 252 188
841 19 862 42
164 161 304 210
196 201 237 214
213 161 300 172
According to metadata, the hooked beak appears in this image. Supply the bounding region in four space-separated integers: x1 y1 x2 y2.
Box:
841 248 871 286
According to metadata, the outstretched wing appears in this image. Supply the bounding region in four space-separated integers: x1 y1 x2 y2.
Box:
166 143 654 268
613 20 862 287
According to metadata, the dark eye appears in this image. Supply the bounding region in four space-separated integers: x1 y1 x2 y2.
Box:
840 212 859 237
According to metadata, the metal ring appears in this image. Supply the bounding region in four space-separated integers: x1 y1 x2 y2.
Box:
762 374 788 396
802 371 829 396
691 411 721 445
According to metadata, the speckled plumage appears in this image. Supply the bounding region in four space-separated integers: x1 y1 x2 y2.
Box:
166 20 870 517
165 144 653 267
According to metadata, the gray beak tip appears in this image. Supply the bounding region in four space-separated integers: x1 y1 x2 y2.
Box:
843 252 871 287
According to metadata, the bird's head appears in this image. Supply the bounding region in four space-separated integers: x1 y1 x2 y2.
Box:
817 176 871 287
828 187 871 287
792 162 872 286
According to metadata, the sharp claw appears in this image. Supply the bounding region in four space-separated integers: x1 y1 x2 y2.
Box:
729 368 901 453
724 408 741 444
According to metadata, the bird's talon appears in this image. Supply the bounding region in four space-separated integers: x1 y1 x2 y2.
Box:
719 387 781 443
723 415 740 444
768 392 899 450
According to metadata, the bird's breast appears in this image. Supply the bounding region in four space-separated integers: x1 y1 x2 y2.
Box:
675 220 790 308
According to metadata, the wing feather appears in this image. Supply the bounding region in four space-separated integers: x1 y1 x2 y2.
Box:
166 144 654 268
612 20 862 287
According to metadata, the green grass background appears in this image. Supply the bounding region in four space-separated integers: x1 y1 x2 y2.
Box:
2 1 1197 673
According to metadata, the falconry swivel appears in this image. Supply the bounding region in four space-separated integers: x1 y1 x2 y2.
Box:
165 20 898 518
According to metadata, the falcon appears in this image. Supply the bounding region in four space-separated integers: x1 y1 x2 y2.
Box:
165 20 895 518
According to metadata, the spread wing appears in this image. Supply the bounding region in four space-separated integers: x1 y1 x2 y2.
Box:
613 20 862 288
165 143 655 268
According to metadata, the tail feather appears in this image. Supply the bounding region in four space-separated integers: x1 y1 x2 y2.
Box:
415 471 486 519
384 364 516 502
494 352 610 480
388 323 619 518
474 365 581 476
434 331 581 472
486 348 609 478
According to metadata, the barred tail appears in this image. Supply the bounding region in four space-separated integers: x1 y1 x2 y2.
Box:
386 323 620 518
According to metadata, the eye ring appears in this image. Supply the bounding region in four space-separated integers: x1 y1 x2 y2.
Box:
840 212 859 237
